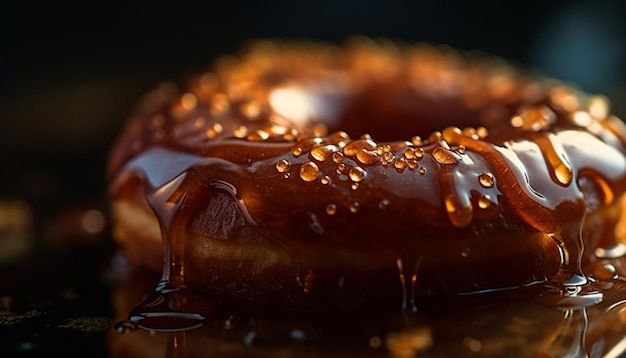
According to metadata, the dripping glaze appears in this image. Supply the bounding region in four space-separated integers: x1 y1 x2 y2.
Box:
106 39 626 336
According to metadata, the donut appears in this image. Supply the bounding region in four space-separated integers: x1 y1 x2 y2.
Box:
107 38 626 312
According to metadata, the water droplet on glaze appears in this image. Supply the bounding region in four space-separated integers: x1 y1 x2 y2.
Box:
351 183 360 190
411 135 423 146
320 176 330 185
349 167 366 182
343 139 377 157
311 145 336 162
394 158 408 172
432 147 460 165
429 131 442 143
478 172 495 188
510 105 556 131
404 148 417 159
419 167 427 175
326 131 350 145
356 149 378 165
336 163 347 174
477 195 493 209
462 127 479 139
476 127 488 138
379 199 391 209
276 159 290 173
407 159 419 170
300 162 320 182
206 128 218 139
292 147 304 157
332 151 344 163
326 204 337 215
350 202 360 213
246 129 269 141
383 152 396 163
233 125 248 138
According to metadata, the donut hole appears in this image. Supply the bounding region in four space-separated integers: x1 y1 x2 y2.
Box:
273 81 499 141
330 83 488 141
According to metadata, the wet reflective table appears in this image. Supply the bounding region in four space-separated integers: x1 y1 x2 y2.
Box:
4 201 626 358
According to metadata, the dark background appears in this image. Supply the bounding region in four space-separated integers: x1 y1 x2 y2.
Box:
1 0 625 216
0 1 625 356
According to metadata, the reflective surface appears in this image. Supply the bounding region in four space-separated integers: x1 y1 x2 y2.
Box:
109 255 626 358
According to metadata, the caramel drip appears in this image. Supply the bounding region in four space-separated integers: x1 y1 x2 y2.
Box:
441 127 562 233
534 133 573 187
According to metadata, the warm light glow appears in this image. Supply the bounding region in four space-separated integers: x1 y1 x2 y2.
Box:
269 87 316 123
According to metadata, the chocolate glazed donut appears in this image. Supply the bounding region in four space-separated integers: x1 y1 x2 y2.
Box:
107 38 626 313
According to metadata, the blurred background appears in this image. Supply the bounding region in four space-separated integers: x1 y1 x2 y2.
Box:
1 0 625 228
0 0 625 355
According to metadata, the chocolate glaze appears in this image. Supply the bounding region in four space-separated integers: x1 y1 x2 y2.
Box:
107 39 626 313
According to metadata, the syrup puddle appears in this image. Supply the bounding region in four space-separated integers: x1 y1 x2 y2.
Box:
110 259 626 358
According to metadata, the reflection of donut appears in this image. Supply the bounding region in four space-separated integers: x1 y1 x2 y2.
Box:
107 38 626 311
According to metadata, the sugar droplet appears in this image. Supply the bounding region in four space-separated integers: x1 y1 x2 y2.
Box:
394 158 408 172
350 202 360 213
276 159 290 173
410 135 423 146
477 195 492 209
343 139 377 157
246 129 270 141
206 128 217 139
300 162 320 182
432 147 460 165
478 172 494 188
356 149 378 165
383 152 395 162
326 204 337 215
332 152 344 164
378 199 391 209
292 147 304 157
233 125 248 138
311 145 336 162
349 166 366 182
